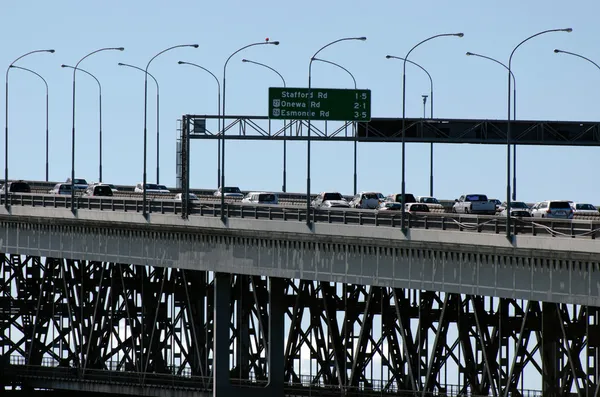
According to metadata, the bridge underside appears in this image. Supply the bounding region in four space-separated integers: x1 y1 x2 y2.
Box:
1 254 599 396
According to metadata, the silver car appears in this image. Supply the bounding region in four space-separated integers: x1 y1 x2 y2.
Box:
529 200 573 219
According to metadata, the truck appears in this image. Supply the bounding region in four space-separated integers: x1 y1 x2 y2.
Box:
452 194 496 215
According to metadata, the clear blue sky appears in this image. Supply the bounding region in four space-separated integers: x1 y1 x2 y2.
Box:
2 0 598 203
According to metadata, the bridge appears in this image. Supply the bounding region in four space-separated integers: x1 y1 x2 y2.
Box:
1 188 600 396
2 116 600 397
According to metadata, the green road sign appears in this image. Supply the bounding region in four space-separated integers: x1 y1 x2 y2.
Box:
268 87 371 122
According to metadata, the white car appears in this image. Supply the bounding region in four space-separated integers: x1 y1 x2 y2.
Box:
349 192 380 209
174 192 199 202
135 183 163 194
498 201 531 217
49 183 72 195
242 192 278 205
214 186 244 198
157 184 171 194
311 192 349 209
66 178 88 191
571 202 598 216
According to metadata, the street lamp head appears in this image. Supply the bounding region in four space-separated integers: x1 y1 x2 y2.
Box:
116 47 125 51
455 33 465 38
357 37 367 41
60 64 68 68
466 52 474 56
271 41 280 45
563 28 573 32
48 49 56 53
242 59 249 62
192 44 199 48
554 49 562 53
177 61 185 64
385 55 392 59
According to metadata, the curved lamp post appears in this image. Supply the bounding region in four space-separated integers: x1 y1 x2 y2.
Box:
466 52 518 200
142 44 199 217
62 64 103 182
118 63 160 184
9 66 50 182
505 28 572 238
177 61 221 187
400 33 464 232
386 55 435 197
221 39 279 220
241 59 288 192
307 37 366 225
311 57 359 195
554 48 600 70
5 49 54 208
69 47 124 212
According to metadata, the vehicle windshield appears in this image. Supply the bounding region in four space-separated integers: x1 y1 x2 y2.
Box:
511 201 529 209
362 193 379 200
376 193 385 200
94 186 113 196
145 184 159 190
189 193 198 200
576 203 596 210
59 185 71 191
10 182 30 193
223 187 241 193
73 179 87 185
323 192 343 201
466 195 488 201
549 201 571 209
158 185 168 190
421 197 439 204
258 194 276 202
385 202 401 208
105 184 116 189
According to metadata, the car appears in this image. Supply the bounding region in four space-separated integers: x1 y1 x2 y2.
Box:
135 183 163 194
376 192 386 203
498 201 530 217
378 201 402 211
214 186 244 198
529 200 574 219
174 192 199 202
66 178 88 191
571 202 598 216
49 183 72 195
311 192 349 209
0 180 31 194
83 184 114 197
242 192 278 205
416 196 440 204
489 199 502 211
157 184 171 194
349 192 380 209
406 203 430 213
452 194 496 215
386 193 417 205
89 182 119 193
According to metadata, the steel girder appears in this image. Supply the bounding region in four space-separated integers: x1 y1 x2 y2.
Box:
1 254 599 396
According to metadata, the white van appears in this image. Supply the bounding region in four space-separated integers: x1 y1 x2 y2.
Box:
241 192 279 205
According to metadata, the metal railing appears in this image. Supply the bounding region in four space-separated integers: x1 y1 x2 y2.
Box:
1 193 599 239
3 356 543 396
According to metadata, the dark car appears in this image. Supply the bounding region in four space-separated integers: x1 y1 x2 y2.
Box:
84 184 114 197
0 180 31 194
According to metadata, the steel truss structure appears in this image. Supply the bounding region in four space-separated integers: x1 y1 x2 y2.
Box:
1 254 599 396
177 114 600 145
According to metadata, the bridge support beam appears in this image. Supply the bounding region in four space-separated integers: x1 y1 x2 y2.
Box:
213 273 284 397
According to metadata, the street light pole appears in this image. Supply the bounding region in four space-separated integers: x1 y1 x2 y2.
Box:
142 44 199 217
399 33 464 232
311 57 359 195
505 28 572 239
554 48 600 71
5 49 54 207
69 47 124 212
307 37 366 225
118 63 160 184
177 62 221 188
241 59 287 191
62 65 103 182
221 39 280 221
386 55 434 196
466 52 517 200
9 66 50 181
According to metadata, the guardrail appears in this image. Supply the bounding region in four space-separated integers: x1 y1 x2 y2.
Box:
1 193 600 239
3 356 542 397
